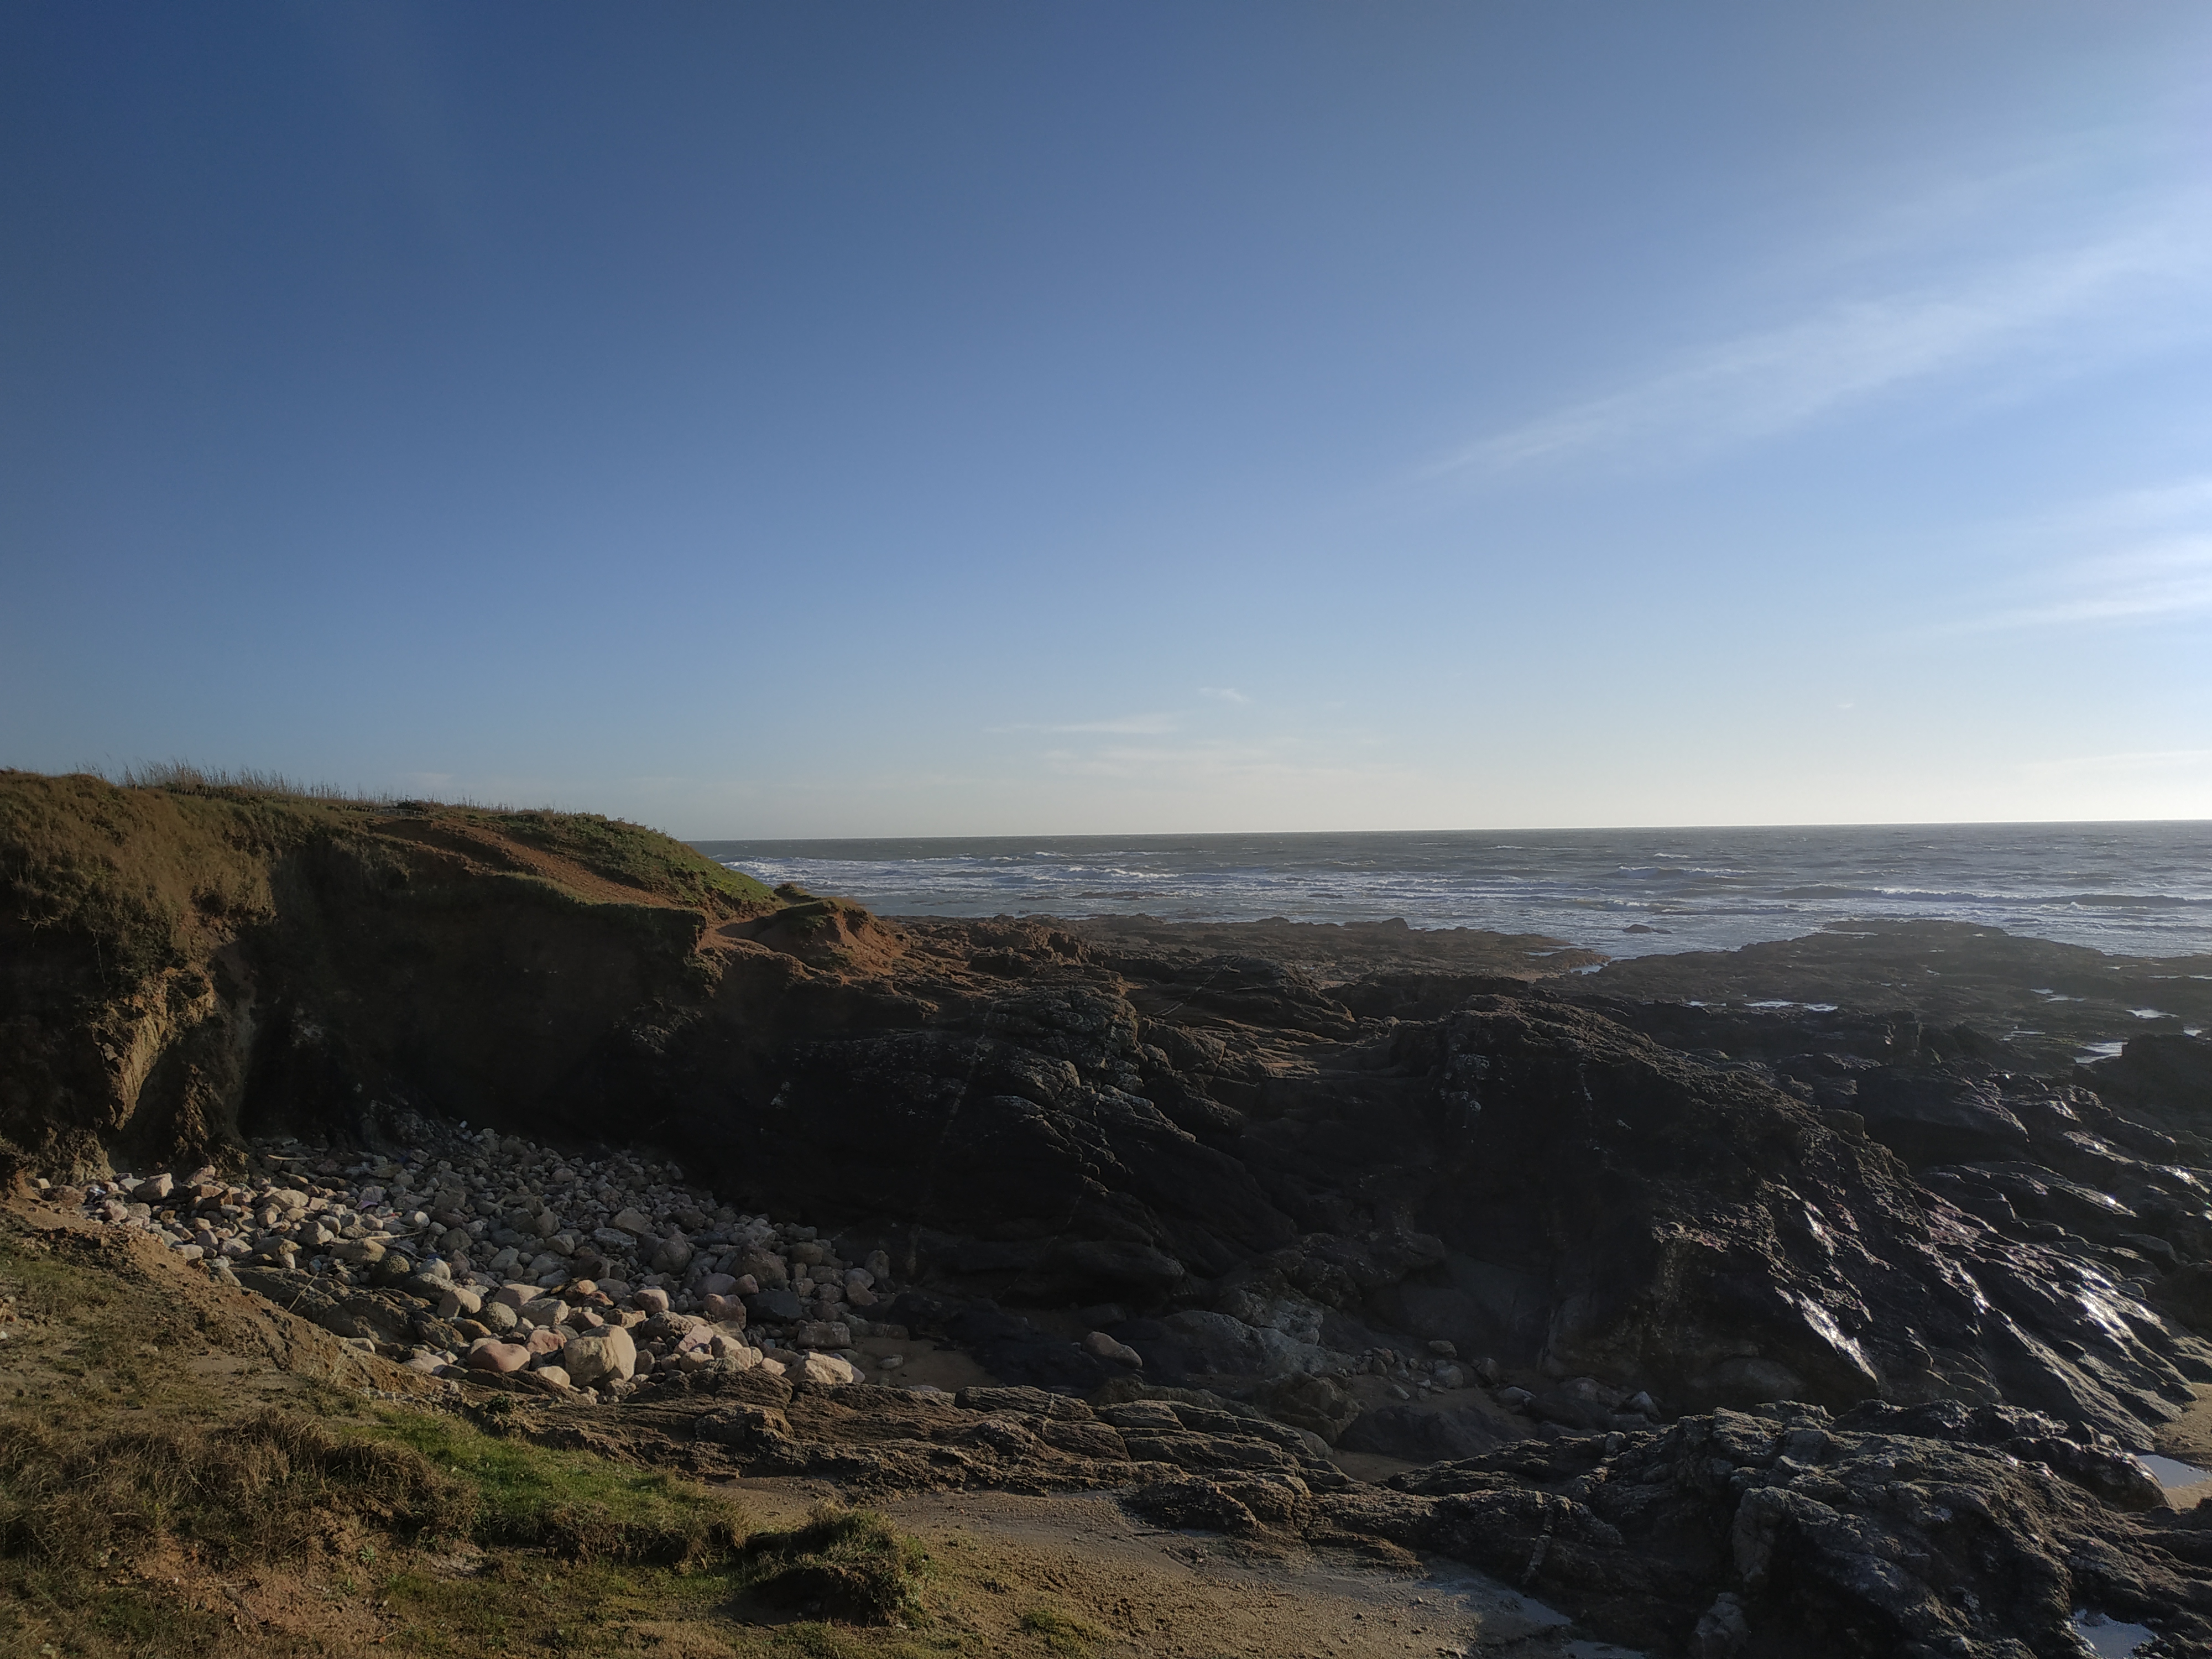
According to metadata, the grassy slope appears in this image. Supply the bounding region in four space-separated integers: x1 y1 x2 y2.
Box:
0 1216 1081 1659
0 770 778 981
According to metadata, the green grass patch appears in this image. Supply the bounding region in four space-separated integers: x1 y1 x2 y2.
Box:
500 808 775 912
363 1407 745 1565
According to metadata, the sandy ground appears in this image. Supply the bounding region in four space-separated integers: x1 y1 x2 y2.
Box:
718 1476 1645 1659
2152 1385 2212 1510
851 1329 1000 1393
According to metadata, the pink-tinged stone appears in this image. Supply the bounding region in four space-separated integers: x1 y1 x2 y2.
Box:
631 1286 671 1314
466 1340 530 1373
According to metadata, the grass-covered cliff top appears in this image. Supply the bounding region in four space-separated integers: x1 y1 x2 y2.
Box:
0 767 778 980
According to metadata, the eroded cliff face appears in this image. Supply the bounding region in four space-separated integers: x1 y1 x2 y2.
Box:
0 774 788 1174
9 771 2212 1463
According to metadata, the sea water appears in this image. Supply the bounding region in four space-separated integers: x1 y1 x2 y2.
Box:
696 822 2212 961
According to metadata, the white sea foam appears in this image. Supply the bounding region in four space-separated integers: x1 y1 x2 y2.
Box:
700 823 2212 962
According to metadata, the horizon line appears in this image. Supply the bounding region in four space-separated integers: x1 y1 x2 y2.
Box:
687 814 2212 846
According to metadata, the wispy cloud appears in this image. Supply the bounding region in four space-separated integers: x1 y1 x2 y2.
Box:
1199 686 1250 705
991 713 1181 735
1427 208 2210 478
1950 474 2212 633
2041 475 2212 536
1969 535 2212 631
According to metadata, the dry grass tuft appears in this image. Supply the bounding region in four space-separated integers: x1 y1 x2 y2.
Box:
102 760 395 805
0 1408 473 1567
738 1505 930 1625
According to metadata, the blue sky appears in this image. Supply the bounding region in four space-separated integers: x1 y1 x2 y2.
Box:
6 2 2211 836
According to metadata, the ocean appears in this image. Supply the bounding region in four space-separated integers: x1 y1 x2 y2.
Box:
693 822 2212 961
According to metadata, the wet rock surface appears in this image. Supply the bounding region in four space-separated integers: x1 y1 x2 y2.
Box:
1370 1398 2212 1656
13 796 2212 1656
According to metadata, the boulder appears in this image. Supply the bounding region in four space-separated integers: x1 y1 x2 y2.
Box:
1029 1238 1187 1300
1338 1402 1506 1462
561 1326 638 1387
732 1249 787 1287
518 1297 570 1329
796 1352 859 1386
1139 1310 1332 1379
748 1287 806 1323
437 1286 485 1321
1255 1373 1360 1444
466 1339 530 1374
1082 1330 1143 1368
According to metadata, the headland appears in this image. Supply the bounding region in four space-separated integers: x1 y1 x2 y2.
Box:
5 769 2210 1657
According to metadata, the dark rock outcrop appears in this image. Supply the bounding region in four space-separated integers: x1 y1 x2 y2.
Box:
1370 1399 2208 1657
14 774 2212 1655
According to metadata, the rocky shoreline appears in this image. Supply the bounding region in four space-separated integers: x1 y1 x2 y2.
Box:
29 1119 2212 1657
7 778 2212 1656
31 962 2212 1657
